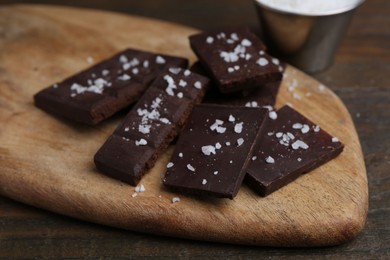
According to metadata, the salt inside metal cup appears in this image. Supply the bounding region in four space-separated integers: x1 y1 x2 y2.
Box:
254 0 365 73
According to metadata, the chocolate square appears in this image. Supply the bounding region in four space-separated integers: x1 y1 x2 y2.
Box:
163 104 269 199
246 105 344 196
189 27 283 94
34 48 188 125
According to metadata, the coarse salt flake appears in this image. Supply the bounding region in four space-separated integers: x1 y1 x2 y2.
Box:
135 139 148 146
201 145 216 156
171 197 180 203
291 140 309 150
135 184 145 193
194 81 202 89
237 138 244 146
206 36 214 44
167 162 174 168
265 156 275 164
215 142 222 149
179 79 187 87
118 74 131 81
156 56 166 64
228 115 236 122
241 39 252 46
184 70 191 76
292 123 303 129
269 111 278 120
234 122 243 133
301 124 310 134
332 137 340 143
187 164 195 172
202 179 207 185
257 57 269 66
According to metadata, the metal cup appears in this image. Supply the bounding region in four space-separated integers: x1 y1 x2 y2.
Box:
254 0 365 74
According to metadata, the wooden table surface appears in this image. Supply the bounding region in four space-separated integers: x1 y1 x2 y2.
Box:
0 0 389 258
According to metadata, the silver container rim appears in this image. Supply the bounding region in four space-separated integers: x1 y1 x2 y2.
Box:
254 0 365 17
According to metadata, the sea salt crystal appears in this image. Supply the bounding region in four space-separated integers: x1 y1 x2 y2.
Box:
265 156 275 164
184 70 191 76
213 171 219 175
119 55 128 63
202 179 207 185
237 138 244 146
135 184 145 193
179 79 187 87
269 111 278 120
206 36 214 44
194 81 202 89
301 124 310 134
215 142 222 149
102 69 110 76
201 145 216 156
167 162 174 168
135 138 147 146
179 153 183 158
252 156 257 161
257 57 269 66
156 55 166 64
332 137 340 143
313 125 321 132
187 164 195 172
234 122 243 133
171 197 180 203
228 115 236 122
241 39 252 46
291 140 309 150
216 126 226 133
245 101 259 107
292 123 303 129
118 74 131 81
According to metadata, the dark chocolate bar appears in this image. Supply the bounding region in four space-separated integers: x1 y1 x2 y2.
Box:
246 105 344 196
191 61 282 107
189 27 283 94
94 68 209 185
34 48 188 125
163 104 269 199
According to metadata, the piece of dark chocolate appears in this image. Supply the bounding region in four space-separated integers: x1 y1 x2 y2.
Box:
191 61 282 107
34 48 188 125
94 68 209 185
189 27 283 94
163 104 269 199
246 105 344 196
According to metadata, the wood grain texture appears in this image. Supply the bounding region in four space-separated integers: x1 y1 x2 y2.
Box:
0 3 368 249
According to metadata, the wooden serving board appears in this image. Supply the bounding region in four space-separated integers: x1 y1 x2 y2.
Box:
0 5 368 246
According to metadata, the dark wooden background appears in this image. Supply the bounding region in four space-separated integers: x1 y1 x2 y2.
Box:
1 0 389 258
